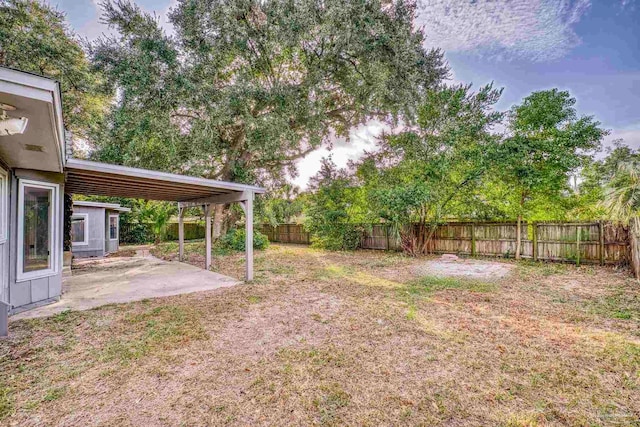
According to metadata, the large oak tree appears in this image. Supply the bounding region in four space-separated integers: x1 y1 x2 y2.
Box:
90 0 448 235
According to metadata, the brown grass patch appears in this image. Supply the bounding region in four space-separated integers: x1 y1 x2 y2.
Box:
1 244 639 425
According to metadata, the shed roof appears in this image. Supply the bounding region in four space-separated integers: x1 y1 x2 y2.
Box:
72 200 131 212
65 158 265 202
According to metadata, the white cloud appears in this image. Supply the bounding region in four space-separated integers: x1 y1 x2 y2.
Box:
604 126 640 152
291 121 387 189
416 0 591 62
620 0 637 10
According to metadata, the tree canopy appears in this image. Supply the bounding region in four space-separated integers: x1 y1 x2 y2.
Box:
353 83 504 253
490 89 607 257
91 0 447 186
88 0 448 236
304 87 612 254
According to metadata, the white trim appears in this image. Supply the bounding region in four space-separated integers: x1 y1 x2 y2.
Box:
108 214 119 241
0 67 59 93
70 213 89 246
73 201 130 212
0 168 7 243
17 179 60 282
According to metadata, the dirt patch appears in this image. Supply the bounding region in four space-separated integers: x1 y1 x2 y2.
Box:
414 256 514 280
216 289 341 359
106 248 137 258
71 257 151 275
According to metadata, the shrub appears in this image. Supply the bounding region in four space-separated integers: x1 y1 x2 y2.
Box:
120 222 154 244
309 223 363 251
221 228 269 251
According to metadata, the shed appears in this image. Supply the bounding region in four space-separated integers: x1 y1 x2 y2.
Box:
71 201 131 258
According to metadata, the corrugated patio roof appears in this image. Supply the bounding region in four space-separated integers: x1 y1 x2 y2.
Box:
65 158 265 202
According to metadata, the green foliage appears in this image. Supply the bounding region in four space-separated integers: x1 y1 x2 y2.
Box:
305 158 367 250
221 228 270 251
0 0 108 139
491 89 607 219
586 142 640 223
310 223 364 251
298 86 611 256
361 83 503 221
137 201 176 244
602 161 640 221
356 83 504 253
572 143 635 219
257 184 305 226
90 0 447 188
120 222 154 244
74 195 175 243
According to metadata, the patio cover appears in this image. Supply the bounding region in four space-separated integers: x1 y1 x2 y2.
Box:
65 158 265 280
65 158 264 201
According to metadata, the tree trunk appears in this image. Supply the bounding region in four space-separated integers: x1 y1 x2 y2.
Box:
515 214 522 260
212 204 225 239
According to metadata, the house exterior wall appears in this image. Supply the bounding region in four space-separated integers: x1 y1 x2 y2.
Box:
72 206 106 258
9 169 64 312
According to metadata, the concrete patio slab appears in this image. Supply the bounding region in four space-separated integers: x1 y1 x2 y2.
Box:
11 251 241 320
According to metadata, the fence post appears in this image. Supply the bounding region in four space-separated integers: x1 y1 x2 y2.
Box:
470 223 476 256
385 225 390 251
532 222 538 262
576 225 581 266
599 221 605 266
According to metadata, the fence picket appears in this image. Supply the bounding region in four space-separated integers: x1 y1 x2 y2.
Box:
257 221 630 266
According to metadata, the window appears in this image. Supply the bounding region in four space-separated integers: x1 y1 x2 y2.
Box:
71 213 88 246
0 168 7 243
109 215 118 240
17 180 59 281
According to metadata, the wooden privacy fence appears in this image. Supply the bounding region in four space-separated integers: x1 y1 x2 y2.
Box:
260 223 311 244
415 221 629 265
165 222 206 241
261 221 631 266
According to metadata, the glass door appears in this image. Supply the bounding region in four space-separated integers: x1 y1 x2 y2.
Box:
17 179 59 282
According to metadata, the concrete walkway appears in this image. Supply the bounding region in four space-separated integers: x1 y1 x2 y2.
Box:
12 250 240 320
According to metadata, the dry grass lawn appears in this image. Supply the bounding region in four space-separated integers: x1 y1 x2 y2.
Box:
1 242 639 426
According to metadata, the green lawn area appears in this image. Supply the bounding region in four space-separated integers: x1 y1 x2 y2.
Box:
1 244 639 426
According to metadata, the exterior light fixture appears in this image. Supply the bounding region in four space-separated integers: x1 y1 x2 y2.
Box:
0 103 28 136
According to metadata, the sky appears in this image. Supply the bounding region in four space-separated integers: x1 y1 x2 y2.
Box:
53 0 640 188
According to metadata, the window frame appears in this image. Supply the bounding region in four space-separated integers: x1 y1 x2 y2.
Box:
0 168 7 244
108 214 119 241
17 179 60 282
70 213 89 246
